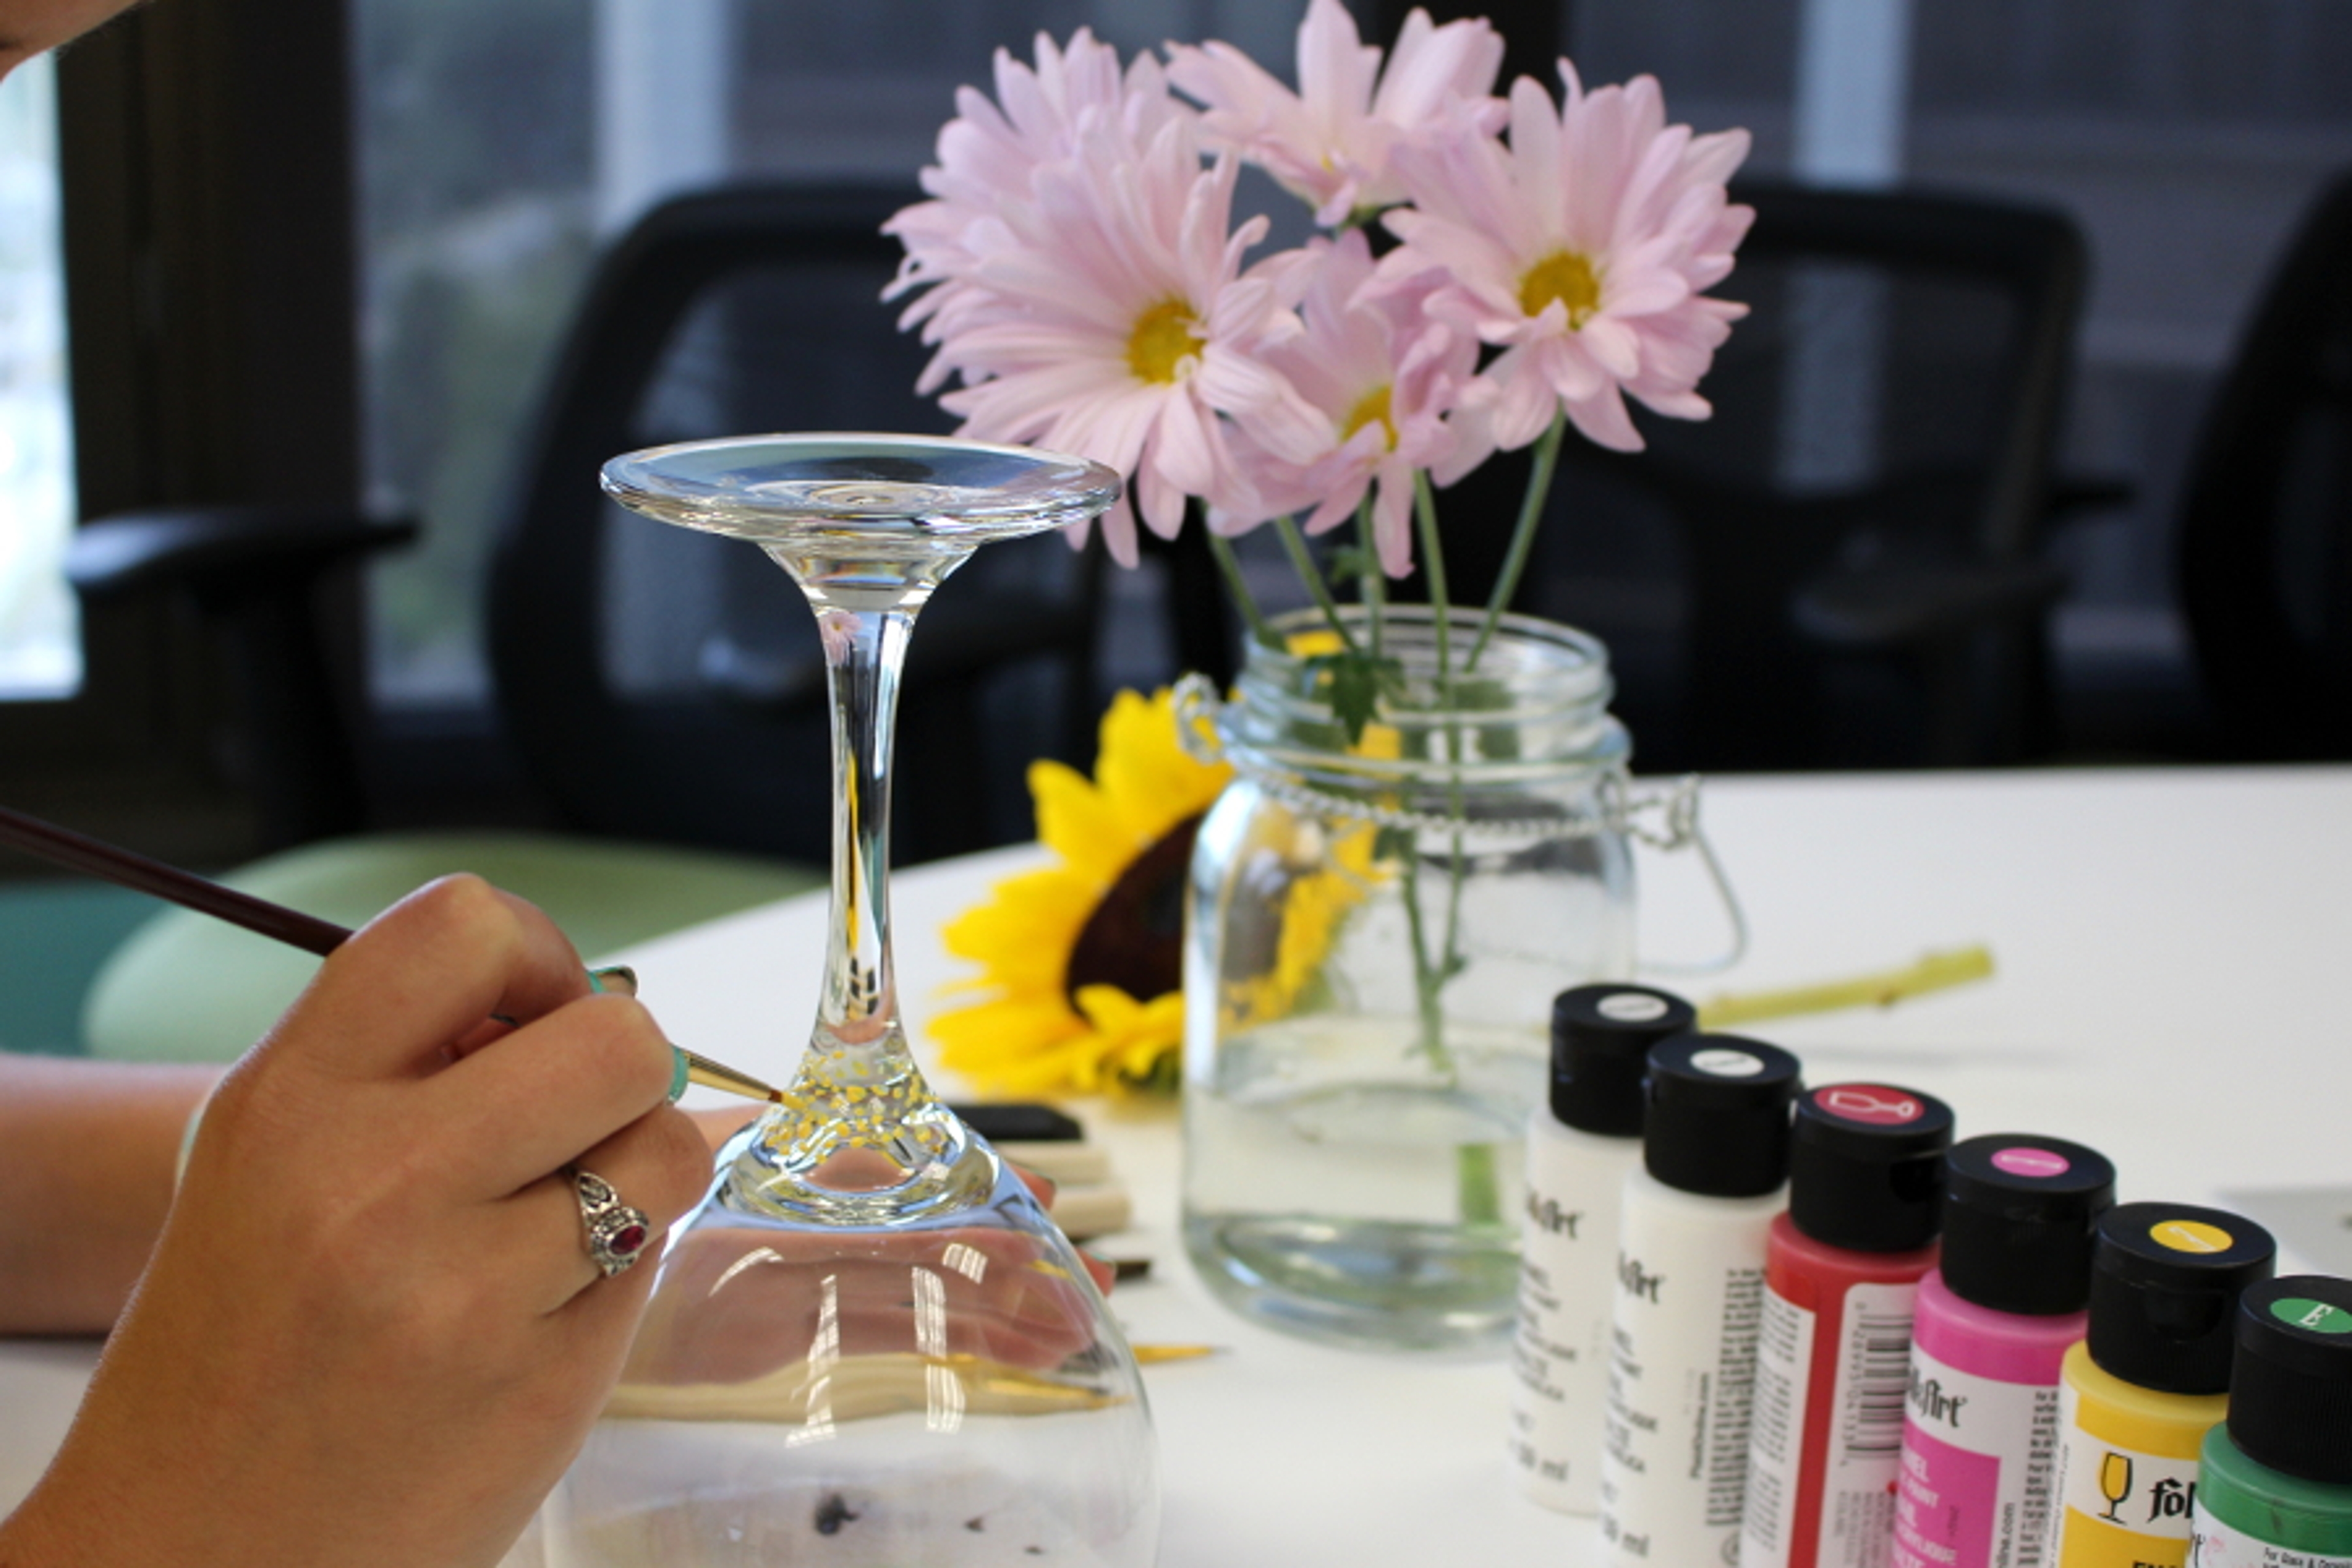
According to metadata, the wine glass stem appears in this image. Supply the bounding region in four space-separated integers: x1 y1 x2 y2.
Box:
818 603 913 1048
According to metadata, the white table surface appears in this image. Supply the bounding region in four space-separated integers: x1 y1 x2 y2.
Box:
7 765 2351 1564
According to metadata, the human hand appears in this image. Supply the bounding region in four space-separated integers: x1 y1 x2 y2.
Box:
1 876 711 1568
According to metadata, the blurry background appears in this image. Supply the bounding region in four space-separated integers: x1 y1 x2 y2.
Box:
3 0 2350 871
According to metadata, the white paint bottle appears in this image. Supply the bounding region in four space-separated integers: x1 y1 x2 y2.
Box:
1510 982 1700 1515
1599 1034 1802 1568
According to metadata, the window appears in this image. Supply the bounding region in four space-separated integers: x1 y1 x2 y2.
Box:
0 52 78 699
355 0 1297 706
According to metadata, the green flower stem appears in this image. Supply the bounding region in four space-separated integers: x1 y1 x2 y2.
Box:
1398 851 1447 1069
1457 1144 1502 1231
1354 496 1385 662
1464 410 1569 674
1204 526 1280 652
1409 474 1494 1230
1412 471 1454 687
1272 513 1360 655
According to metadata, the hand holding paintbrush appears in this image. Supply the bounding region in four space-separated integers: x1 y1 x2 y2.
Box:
0 865 718 1566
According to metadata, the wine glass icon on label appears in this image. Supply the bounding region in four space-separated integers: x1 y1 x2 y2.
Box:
2098 1451 2134 1521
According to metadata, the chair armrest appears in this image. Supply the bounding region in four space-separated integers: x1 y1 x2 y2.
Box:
2043 473 2136 527
66 507 417 601
1794 557 2068 648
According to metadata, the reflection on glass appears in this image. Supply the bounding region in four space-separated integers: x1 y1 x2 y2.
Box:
542 434 1156 1567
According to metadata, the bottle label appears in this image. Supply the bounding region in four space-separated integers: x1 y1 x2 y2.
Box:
1818 1281 1921 1567
1893 1346 2060 1568
1600 1246 1768 1566
1738 1286 1815 1568
2190 1498 2352 1567
1740 1280 1920 1568
1508 1140 1625 1514
2046 1382 2201 1566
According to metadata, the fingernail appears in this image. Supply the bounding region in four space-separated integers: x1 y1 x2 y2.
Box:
584 969 677 1097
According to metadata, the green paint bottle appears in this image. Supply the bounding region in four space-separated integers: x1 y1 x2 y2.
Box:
2192 1275 2352 1566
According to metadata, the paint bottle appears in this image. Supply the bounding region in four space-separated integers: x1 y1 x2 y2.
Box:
1510 982 1700 1515
2190 1274 2352 1566
1599 1033 1802 1568
2047 1202 2275 1567
1893 1134 2116 1568
1740 1082 1954 1568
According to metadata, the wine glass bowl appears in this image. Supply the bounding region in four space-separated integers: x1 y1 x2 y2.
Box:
539 434 1155 1567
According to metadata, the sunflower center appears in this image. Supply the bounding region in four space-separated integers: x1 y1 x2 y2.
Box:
1066 816 1202 1006
1518 250 1602 327
1343 384 1397 450
1126 298 1205 383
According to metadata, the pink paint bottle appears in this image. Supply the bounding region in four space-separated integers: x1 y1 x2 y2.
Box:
1894 1134 2116 1568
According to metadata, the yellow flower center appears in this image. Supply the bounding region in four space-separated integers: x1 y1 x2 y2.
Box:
1127 298 1205 383
1517 249 1602 327
1343 384 1397 451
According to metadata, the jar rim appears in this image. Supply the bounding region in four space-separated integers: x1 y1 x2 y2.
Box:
1222 606 1629 786
1239 606 1612 720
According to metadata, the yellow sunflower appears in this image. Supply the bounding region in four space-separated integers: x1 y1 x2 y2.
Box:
935 672 1402 1097
932 688 1231 1096
1219 812 1385 1034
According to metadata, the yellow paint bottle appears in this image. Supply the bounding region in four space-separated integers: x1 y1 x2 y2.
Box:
2049 1203 2276 1567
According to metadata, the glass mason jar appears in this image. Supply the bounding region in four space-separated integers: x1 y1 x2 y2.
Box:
1179 606 1638 1354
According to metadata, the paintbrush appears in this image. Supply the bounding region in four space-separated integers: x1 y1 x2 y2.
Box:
0 800 788 1105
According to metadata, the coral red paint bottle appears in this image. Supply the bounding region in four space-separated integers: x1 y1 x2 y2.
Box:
1740 1084 1954 1568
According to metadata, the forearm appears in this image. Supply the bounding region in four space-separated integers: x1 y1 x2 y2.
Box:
0 1058 219 1335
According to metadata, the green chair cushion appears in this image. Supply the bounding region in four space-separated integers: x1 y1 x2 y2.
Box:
81 831 825 1063
0 882 165 1056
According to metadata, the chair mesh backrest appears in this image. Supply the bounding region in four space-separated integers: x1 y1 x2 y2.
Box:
1643 258 2021 513
490 183 1095 862
598 250 946 703
604 260 1084 706
1632 180 2084 554
2179 168 2352 755
1520 181 2085 771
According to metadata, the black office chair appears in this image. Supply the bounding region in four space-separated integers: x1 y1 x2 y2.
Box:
484 181 1104 864
59 181 1107 1061
1521 179 2089 770
72 181 1102 866
2176 168 2352 760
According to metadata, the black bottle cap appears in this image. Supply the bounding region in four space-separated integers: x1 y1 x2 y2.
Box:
1642 1034 1801 1198
1788 1084 1954 1253
2084 1203 2276 1395
1549 984 1699 1136
2228 1275 2352 1485
1938 1134 2116 1316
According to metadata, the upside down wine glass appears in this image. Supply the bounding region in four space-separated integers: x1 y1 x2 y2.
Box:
541 435 1155 1567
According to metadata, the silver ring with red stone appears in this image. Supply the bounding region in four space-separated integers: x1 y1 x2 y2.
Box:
569 1167 653 1278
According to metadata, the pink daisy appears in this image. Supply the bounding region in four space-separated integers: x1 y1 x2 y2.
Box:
927 115 1325 567
1376 65 1753 459
1215 231 1476 579
1166 0 1506 228
884 29 1189 365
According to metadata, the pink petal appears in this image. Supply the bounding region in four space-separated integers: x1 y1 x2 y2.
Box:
1097 494 1141 567
1566 383 1645 451
1373 465 1417 576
